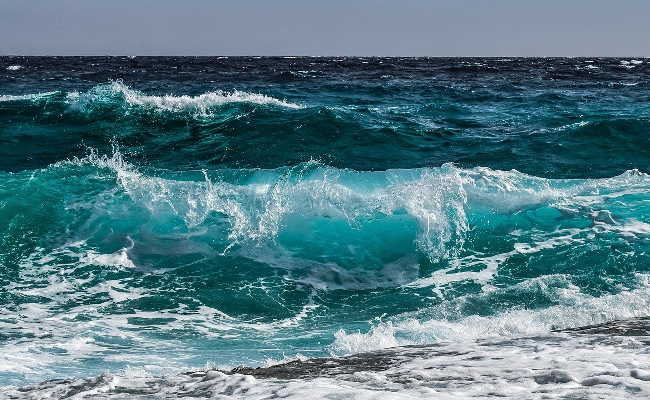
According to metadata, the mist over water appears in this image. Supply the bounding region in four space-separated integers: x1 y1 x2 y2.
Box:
1 57 650 398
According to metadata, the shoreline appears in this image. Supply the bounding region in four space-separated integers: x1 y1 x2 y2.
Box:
8 317 650 399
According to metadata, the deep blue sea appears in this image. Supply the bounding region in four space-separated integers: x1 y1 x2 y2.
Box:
2 57 650 398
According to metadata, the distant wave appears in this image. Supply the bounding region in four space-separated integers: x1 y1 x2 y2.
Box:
0 91 58 102
66 81 303 113
0 81 302 115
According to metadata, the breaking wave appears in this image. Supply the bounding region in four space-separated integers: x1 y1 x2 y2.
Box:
2 147 650 391
3 57 650 397
0 81 302 116
48 149 650 265
0 91 58 102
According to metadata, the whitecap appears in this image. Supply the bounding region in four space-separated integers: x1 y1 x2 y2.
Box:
0 91 58 102
65 81 303 114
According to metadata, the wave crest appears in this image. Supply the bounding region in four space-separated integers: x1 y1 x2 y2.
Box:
65 81 302 114
51 149 650 269
0 91 58 102
0 82 302 116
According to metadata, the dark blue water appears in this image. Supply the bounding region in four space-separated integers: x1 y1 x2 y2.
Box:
1 57 650 386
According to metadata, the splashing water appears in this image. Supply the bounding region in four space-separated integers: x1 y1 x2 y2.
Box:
2 57 650 398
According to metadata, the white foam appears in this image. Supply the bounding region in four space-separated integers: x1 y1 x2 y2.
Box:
332 274 650 355
6 65 22 71
6 332 650 399
0 237 319 382
80 247 136 269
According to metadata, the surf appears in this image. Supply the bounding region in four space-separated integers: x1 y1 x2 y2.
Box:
2 57 650 396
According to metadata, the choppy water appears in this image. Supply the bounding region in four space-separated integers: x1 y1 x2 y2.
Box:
1 57 650 398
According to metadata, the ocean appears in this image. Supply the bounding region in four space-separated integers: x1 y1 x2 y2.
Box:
1 56 650 399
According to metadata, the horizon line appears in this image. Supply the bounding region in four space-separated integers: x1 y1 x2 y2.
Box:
2 54 649 58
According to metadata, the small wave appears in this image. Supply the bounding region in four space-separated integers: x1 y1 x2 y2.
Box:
619 60 637 69
609 81 640 87
0 91 58 102
66 81 303 114
5 65 22 71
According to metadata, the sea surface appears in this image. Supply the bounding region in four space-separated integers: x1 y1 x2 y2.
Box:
1 57 650 399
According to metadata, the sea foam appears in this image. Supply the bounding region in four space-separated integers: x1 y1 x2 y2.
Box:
331 273 650 355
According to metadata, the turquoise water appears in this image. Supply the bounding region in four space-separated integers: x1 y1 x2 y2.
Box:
1 57 650 385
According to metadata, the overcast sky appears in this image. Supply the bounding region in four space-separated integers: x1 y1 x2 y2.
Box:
1 0 648 56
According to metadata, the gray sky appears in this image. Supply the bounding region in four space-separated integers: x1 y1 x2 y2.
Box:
1 0 649 56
